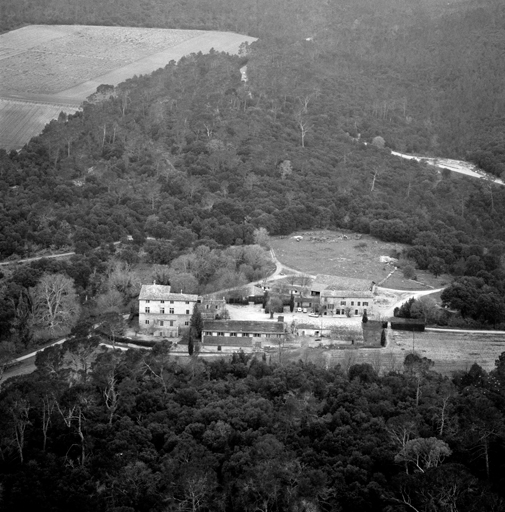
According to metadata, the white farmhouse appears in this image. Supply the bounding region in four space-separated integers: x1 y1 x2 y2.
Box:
138 284 199 337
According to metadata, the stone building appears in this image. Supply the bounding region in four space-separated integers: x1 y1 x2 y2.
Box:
139 284 199 337
310 275 375 316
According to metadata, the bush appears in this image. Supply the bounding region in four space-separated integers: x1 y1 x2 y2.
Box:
402 265 416 280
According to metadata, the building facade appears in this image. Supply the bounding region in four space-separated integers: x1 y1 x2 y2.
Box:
139 284 199 337
202 319 285 352
310 275 375 317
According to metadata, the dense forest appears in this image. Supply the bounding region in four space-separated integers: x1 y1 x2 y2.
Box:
1 343 505 511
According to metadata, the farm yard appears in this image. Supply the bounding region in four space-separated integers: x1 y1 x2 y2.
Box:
0 25 256 150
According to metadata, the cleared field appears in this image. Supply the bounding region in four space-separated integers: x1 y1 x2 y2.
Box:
270 230 450 291
0 99 79 150
389 328 505 374
0 25 257 150
283 329 505 377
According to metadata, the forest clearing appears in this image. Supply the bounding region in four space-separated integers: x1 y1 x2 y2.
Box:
0 25 256 149
270 230 450 291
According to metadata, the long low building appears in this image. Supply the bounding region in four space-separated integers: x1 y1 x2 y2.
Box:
202 320 285 352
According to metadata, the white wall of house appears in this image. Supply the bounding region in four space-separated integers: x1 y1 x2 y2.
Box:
321 295 371 316
139 298 196 336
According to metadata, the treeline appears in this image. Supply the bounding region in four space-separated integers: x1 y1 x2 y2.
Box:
1 342 505 511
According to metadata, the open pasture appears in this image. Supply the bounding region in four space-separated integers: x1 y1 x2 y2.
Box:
0 25 256 150
271 230 449 290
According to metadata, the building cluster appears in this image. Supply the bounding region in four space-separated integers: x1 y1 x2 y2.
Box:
138 275 376 352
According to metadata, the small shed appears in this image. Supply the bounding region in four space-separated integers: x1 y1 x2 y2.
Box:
296 323 321 337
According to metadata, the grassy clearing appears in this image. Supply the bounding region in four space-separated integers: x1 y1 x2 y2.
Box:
270 230 449 290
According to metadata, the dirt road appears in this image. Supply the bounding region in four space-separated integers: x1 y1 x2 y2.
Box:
391 150 505 186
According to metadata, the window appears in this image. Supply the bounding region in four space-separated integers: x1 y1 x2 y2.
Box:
169 320 174 327
206 304 210 309
218 332 224 336
185 301 190 304
336 309 341 315
145 307 150 313
160 308 165 314
357 302 361 306
145 300 150 303
169 308 174 314
253 333 261 337
363 301 369 306
186 310 190 315
340 301 346 306
351 301 354 306
160 300 165 304
355 309 358 315
230 332 237 337
184 321 189 326
145 320 149 324
170 301 174 304
217 345 222 351
159 321 164 326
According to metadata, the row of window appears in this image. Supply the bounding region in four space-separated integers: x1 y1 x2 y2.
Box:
145 307 190 314
335 300 369 306
144 300 192 304
205 331 282 338
144 320 190 326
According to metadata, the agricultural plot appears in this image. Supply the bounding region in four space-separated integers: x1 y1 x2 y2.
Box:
0 25 256 150
285 328 505 377
0 99 79 150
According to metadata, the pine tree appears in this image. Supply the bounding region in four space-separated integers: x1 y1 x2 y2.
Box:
190 303 203 339
381 329 387 347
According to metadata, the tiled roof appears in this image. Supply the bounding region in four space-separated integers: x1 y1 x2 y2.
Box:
296 323 319 329
139 284 199 302
203 336 253 346
312 275 373 293
203 320 285 333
